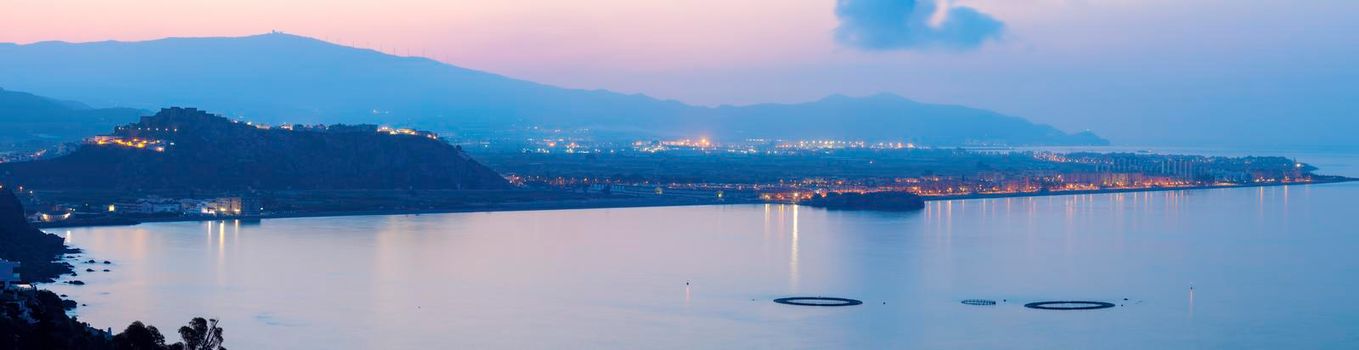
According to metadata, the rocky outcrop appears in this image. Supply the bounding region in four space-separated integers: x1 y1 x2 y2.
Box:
0 187 73 282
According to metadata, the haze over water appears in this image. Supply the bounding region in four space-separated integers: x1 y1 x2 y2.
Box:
50 178 1359 349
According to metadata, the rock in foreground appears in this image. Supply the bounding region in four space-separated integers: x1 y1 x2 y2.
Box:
0 187 73 282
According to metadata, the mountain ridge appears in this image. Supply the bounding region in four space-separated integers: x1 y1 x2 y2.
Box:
0 32 1107 146
0 88 144 145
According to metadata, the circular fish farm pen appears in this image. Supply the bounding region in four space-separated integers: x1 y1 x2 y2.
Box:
1023 301 1116 310
961 299 997 306
773 297 863 307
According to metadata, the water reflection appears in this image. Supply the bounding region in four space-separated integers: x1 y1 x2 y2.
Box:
684 283 691 305
1188 286 1195 319
45 183 1359 349
790 205 799 292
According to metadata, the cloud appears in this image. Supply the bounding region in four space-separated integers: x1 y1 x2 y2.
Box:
834 0 1004 51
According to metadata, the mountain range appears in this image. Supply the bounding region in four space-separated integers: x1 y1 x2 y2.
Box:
0 32 1106 146
0 88 142 145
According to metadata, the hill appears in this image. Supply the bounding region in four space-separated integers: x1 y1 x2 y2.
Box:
0 33 1106 146
0 88 142 146
0 107 509 190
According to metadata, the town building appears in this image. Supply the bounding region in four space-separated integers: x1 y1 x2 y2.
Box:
99 195 262 218
0 259 19 289
28 208 74 223
110 197 183 214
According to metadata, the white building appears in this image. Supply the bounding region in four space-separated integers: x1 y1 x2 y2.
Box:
111 197 183 214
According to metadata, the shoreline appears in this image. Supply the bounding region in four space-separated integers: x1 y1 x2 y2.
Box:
36 178 1355 229
918 179 1353 201
37 197 761 228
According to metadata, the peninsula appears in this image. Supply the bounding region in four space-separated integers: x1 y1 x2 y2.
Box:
0 107 507 190
0 107 1351 226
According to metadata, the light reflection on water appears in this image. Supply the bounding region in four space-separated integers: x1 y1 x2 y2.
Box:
48 182 1359 349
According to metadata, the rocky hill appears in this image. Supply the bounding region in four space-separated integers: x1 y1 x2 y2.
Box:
0 107 509 190
0 187 73 282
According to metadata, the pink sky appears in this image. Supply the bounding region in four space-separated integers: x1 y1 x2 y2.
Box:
3 0 1356 145
1 0 831 81
0 0 1125 105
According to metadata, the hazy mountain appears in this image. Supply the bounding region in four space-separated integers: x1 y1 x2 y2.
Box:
0 33 1106 146
0 107 509 190
704 94 1106 145
0 88 143 145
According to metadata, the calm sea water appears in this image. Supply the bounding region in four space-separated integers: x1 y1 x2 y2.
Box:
48 180 1359 349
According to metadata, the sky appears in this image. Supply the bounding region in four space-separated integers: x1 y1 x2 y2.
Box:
1 0 1356 147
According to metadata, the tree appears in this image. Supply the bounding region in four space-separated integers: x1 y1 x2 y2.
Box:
108 317 226 350
112 321 167 350
174 318 225 350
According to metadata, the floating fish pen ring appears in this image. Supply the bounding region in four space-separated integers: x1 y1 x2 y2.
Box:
1024 301 1116 310
773 297 863 307
961 299 997 306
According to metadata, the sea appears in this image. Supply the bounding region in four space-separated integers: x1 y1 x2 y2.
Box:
47 147 1359 349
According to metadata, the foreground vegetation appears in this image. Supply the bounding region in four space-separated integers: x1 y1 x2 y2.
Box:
0 289 224 350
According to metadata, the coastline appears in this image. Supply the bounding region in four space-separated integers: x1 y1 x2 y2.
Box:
919 178 1355 201
35 178 1355 229
36 197 761 228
